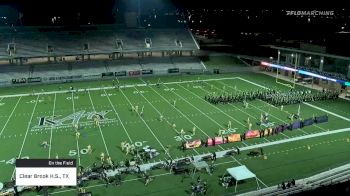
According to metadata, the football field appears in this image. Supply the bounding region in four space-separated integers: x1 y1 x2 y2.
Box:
0 72 350 195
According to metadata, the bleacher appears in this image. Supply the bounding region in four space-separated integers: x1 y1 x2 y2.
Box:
0 56 204 85
0 26 199 59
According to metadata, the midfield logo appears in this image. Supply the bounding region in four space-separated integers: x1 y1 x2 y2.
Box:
31 110 116 131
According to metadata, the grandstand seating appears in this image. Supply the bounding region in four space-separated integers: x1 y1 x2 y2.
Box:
0 56 204 84
0 26 198 59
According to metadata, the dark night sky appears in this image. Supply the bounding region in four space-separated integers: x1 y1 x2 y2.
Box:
0 0 349 55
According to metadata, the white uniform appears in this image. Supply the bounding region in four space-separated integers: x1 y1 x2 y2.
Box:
87 145 92 154
76 132 80 140
180 128 185 135
100 153 105 162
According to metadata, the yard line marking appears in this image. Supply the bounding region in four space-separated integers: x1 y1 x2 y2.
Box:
176 83 249 129
11 95 40 179
71 92 81 166
87 91 109 156
235 77 329 133
118 88 172 159
0 77 239 99
48 157 244 195
149 85 210 138
0 97 22 137
134 86 199 155
303 102 350 122
202 80 274 142
212 80 291 139
103 89 133 143
239 127 350 151
48 93 57 158
164 83 268 188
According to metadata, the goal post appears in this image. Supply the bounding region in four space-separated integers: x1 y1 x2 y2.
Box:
261 61 297 89
275 67 297 89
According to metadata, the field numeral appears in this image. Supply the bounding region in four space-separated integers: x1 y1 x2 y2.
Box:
69 149 88 156
66 96 79 100
164 88 175 92
133 91 145 94
174 135 192 141
101 93 114 97
27 100 44 104
134 141 147 147
1 156 29 165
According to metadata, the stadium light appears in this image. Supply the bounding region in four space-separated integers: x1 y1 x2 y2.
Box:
261 61 349 85
297 70 337 82
261 62 297 72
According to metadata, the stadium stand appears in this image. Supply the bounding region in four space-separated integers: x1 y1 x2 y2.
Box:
0 26 198 59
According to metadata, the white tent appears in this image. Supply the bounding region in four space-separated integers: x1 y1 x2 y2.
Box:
226 165 260 192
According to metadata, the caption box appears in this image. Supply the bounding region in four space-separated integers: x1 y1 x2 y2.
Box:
16 159 77 186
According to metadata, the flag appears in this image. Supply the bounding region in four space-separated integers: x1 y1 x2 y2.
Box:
297 104 300 115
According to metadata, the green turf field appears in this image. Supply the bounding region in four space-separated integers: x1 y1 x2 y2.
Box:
200 55 248 68
0 72 350 196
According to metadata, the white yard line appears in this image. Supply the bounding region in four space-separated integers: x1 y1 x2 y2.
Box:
71 92 81 166
212 80 290 139
118 88 172 159
0 97 22 137
134 86 200 155
47 126 350 196
176 83 251 129
237 76 350 123
0 77 239 99
165 83 268 188
235 77 331 133
148 84 212 139
87 90 110 156
48 93 57 158
103 89 133 143
201 81 273 142
303 102 350 122
239 127 350 151
11 95 40 179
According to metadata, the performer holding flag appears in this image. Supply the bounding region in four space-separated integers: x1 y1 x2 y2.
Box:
87 145 92 154
192 126 196 136
140 105 144 117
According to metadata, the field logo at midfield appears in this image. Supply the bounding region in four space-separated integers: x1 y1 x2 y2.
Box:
31 110 116 131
